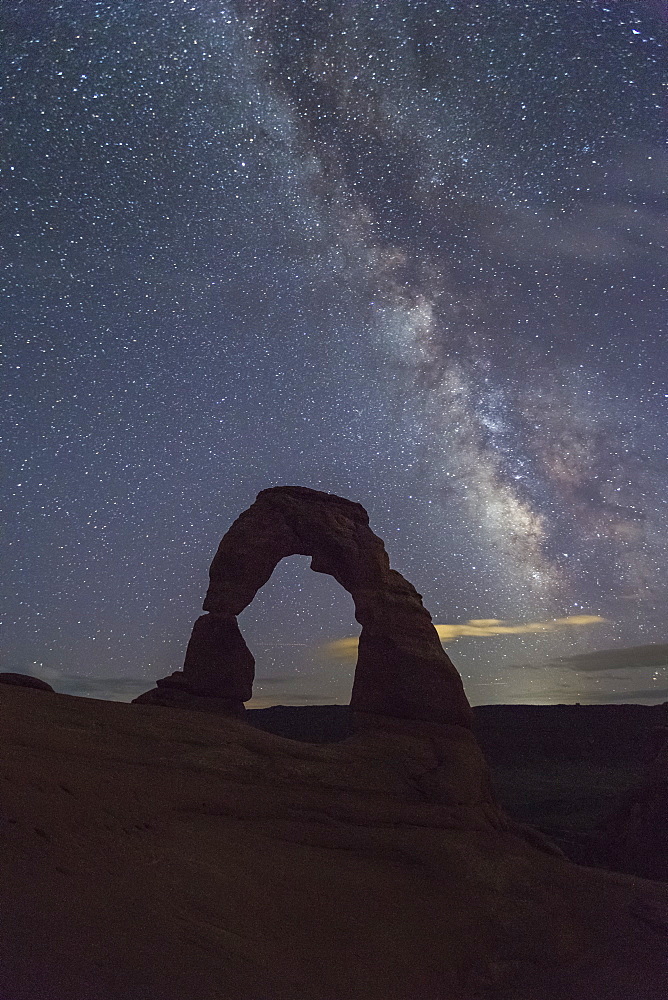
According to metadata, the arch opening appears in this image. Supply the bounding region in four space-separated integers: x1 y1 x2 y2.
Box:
237 554 358 708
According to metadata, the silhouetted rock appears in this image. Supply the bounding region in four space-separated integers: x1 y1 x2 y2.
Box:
135 486 472 728
0 672 54 692
598 735 668 881
132 682 247 716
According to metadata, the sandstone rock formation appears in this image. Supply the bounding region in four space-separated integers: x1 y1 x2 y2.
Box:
135 486 473 728
2 683 667 1000
0 671 54 692
597 735 668 881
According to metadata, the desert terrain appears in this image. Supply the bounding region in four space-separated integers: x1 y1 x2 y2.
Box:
1 683 666 1000
249 701 668 871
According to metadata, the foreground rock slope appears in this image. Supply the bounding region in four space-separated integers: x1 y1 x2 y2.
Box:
2 685 667 1000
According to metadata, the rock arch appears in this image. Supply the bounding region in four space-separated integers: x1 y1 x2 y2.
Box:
135 486 473 729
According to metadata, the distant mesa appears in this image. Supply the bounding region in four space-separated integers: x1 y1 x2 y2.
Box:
0 672 54 692
134 485 473 729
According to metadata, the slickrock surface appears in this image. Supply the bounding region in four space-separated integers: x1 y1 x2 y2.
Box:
597 735 668 882
135 486 472 728
246 703 668 876
0 671 54 691
2 684 667 1000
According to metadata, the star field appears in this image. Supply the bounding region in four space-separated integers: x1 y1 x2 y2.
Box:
2 1 666 706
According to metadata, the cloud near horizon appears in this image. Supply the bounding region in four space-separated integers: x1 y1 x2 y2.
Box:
549 642 668 674
324 614 607 660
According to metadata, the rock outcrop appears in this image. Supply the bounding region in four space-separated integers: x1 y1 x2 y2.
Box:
597 735 668 881
0 672 54 692
2 683 668 1000
135 486 472 729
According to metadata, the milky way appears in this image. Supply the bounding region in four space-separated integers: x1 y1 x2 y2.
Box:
2 1 666 706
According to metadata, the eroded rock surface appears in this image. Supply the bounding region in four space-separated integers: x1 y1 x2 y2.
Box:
1 684 667 1000
0 672 54 692
135 486 472 729
598 736 668 881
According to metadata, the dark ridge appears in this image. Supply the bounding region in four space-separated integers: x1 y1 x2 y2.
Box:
0 671 55 692
248 704 354 743
248 702 668 763
472 702 668 767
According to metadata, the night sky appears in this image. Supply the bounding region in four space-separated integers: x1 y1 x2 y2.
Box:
2 1 666 708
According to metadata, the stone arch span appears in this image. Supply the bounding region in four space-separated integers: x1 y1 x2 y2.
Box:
137 487 473 729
